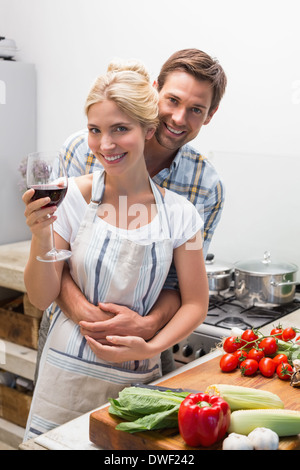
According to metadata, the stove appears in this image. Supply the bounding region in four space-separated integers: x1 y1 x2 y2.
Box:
173 287 300 365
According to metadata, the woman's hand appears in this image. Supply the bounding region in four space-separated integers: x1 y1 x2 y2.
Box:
22 189 57 236
22 189 66 310
85 335 156 363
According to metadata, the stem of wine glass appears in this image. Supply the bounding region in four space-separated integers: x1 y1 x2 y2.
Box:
50 222 57 256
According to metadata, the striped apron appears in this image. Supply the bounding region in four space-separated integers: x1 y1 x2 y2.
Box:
24 170 173 441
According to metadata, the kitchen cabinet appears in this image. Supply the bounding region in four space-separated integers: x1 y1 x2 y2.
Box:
0 61 36 246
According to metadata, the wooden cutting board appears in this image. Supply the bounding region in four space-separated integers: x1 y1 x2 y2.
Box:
89 356 300 450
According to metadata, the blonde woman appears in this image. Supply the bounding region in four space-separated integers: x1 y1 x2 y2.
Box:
22 60 208 440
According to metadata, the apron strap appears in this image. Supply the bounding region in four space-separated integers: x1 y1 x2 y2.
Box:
88 170 171 238
149 177 172 238
91 169 105 204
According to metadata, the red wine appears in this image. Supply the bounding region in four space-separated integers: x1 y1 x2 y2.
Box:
29 185 67 208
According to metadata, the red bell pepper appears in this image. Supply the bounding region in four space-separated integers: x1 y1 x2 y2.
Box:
178 392 231 447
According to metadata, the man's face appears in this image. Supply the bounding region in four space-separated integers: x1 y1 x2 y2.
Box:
155 71 217 150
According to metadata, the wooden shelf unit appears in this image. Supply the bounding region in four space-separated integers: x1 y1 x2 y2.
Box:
0 241 38 447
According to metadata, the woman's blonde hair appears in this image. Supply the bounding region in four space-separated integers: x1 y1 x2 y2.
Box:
85 59 159 129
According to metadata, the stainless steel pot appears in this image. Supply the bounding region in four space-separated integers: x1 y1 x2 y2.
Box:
234 251 299 307
205 254 234 292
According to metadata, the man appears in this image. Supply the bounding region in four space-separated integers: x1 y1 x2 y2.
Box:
37 48 227 378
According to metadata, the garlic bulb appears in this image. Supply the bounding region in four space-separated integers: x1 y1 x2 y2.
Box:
222 433 254 450
230 327 244 337
247 427 279 450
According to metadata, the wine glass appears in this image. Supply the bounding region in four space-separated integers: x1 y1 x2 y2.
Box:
26 151 72 262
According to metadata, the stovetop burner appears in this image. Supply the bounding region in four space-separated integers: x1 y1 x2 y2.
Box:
216 316 252 330
204 289 300 331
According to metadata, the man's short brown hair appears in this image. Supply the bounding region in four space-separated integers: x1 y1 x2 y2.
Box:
157 49 227 113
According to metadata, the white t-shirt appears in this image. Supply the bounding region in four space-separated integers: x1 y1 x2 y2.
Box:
54 177 203 249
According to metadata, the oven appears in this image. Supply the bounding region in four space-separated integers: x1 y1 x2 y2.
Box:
173 286 300 365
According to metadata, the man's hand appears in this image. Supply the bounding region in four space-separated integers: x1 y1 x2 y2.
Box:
79 302 152 343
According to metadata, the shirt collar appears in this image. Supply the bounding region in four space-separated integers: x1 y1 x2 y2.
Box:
170 145 186 171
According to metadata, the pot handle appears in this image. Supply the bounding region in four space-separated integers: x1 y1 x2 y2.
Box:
235 279 245 294
208 273 232 280
270 280 300 287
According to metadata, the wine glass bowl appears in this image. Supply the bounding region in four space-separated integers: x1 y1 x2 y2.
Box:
26 151 72 262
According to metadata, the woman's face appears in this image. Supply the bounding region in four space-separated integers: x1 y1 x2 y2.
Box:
87 100 154 176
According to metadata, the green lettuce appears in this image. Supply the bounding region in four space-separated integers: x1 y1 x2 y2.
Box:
108 386 190 433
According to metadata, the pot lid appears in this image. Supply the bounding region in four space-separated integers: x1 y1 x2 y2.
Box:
205 253 233 274
234 251 298 275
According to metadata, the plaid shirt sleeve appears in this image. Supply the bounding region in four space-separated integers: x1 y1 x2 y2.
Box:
60 129 102 177
161 146 225 291
201 176 225 256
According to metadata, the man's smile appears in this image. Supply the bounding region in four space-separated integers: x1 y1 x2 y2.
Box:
164 123 186 136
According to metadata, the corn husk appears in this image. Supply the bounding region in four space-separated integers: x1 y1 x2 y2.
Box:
228 409 300 437
206 384 284 411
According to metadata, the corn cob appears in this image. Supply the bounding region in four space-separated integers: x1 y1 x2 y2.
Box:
228 409 300 436
205 384 284 411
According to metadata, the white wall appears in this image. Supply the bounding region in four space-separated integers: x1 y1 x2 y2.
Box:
1 0 300 269
208 151 300 279
1 0 299 155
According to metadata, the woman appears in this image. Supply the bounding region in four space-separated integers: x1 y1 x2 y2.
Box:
22 60 208 441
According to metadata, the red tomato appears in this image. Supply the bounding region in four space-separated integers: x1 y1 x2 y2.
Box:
259 337 278 355
270 326 283 340
296 336 300 342
241 329 259 348
272 353 289 367
248 348 265 363
233 349 248 367
223 336 243 353
276 362 293 380
258 357 276 377
240 358 258 376
282 327 296 342
220 353 238 372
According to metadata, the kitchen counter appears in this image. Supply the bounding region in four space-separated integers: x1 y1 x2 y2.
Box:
20 349 222 451
20 308 300 451
0 240 30 293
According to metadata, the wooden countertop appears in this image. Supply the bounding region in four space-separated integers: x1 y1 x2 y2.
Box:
0 241 30 292
89 354 300 450
20 309 300 450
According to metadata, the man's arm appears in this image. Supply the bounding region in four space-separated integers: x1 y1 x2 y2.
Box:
55 264 114 324
56 265 181 340
79 288 181 341
201 177 225 259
